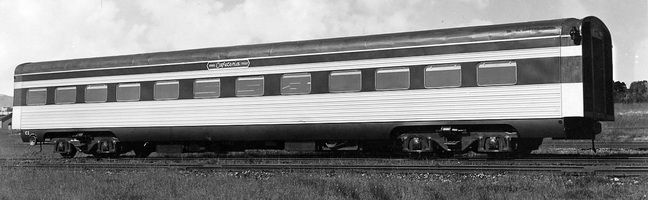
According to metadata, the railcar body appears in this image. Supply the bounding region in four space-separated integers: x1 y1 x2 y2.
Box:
13 17 613 158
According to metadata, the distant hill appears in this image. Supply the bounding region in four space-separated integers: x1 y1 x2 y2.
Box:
0 94 12 107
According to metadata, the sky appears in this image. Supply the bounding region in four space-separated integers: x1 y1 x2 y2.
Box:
0 0 647 96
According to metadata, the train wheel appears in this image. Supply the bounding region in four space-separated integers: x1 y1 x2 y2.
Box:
438 151 454 158
60 147 77 158
324 141 343 150
133 143 154 158
512 139 543 157
512 149 534 158
28 135 38 146
93 153 118 159
407 152 435 159
134 148 153 158
486 153 511 159
320 141 354 151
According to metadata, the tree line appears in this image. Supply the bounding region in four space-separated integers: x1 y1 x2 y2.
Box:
614 80 648 103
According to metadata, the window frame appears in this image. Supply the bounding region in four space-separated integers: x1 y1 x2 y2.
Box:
154 80 180 100
194 78 221 99
329 70 362 93
236 76 265 97
281 73 312 95
85 84 108 103
26 88 47 106
477 61 518 86
116 83 141 102
375 67 410 91
54 86 77 104
424 64 462 89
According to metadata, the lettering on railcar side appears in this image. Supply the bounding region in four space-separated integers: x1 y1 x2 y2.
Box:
206 59 250 70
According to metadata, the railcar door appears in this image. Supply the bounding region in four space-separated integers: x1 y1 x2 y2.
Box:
581 16 614 121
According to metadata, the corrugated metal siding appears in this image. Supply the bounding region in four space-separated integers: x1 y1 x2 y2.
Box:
17 84 564 129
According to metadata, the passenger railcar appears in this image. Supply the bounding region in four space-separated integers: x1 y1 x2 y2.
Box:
12 16 613 158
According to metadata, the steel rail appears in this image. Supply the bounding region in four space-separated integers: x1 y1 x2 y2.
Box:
24 141 648 148
3 156 648 163
9 163 201 169
4 162 648 176
121 157 648 164
542 141 648 149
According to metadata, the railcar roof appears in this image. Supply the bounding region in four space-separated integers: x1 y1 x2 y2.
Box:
15 18 582 75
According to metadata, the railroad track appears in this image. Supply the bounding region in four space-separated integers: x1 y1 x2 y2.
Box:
4 155 648 163
22 141 648 149
4 162 648 176
542 141 648 149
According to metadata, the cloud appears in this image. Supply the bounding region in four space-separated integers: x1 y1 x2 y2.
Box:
0 0 442 95
133 0 442 51
0 0 557 96
634 38 648 81
458 18 494 27
3 0 643 96
1 1 145 58
459 0 489 10
0 0 147 95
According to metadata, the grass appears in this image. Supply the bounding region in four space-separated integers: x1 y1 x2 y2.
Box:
0 133 60 159
0 168 647 200
596 103 648 142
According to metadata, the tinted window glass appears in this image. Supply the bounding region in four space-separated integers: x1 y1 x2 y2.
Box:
281 73 311 95
329 70 361 92
376 67 409 90
26 88 47 106
55 86 76 104
117 83 140 102
85 84 107 103
154 80 179 100
194 78 220 98
425 64 462 88
236 76 264 97
477 61 517 86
